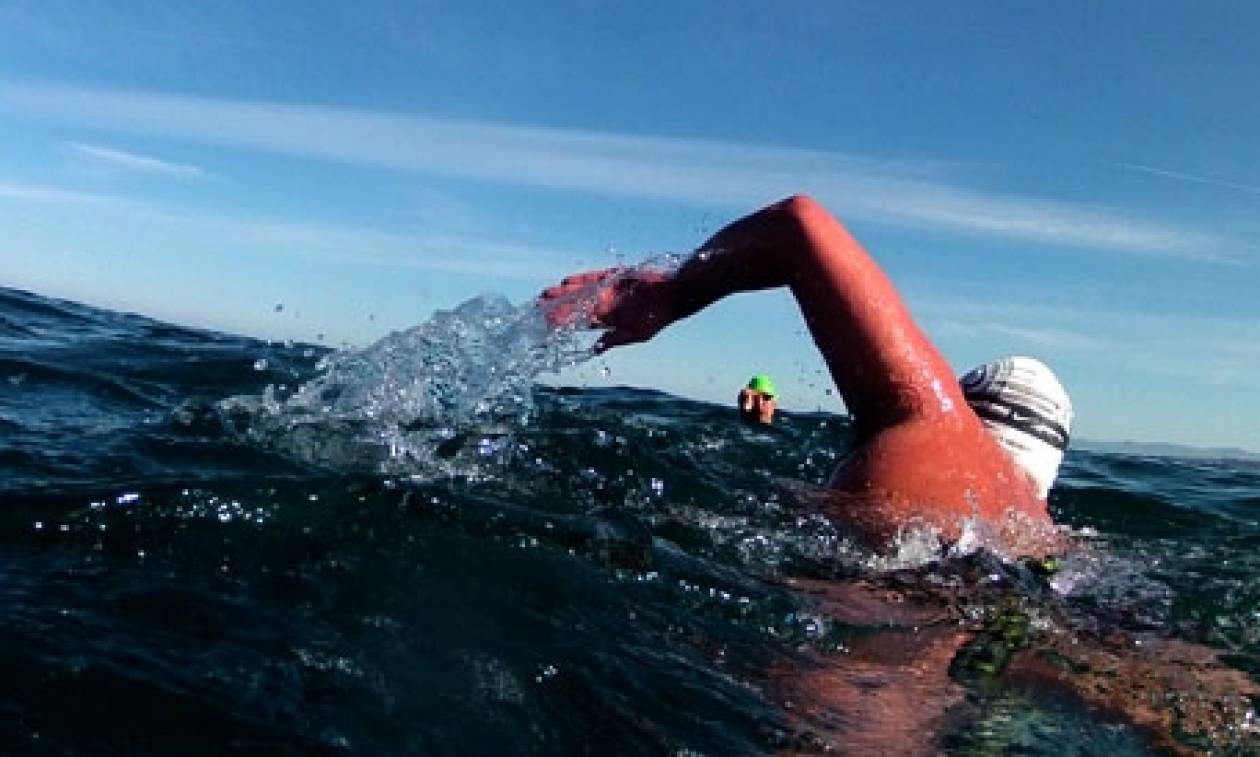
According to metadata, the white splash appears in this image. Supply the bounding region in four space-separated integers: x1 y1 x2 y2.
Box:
222 294 594 476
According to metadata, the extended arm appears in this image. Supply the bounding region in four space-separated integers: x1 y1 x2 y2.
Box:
542 195 964 437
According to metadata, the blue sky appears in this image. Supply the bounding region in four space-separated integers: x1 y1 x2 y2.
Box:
1 1 1257 451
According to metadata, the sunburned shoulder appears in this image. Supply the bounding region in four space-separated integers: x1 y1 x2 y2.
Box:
821 413 1056 553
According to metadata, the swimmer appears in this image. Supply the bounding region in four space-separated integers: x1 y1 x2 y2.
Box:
541 196 1258 753
542 195 1071 552
738 374 777 425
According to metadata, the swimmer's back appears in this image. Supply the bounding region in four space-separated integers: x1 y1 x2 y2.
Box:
825 412 1048 545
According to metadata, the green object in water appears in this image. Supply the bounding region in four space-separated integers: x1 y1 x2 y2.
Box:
949 598 1033 686
747 374 777 397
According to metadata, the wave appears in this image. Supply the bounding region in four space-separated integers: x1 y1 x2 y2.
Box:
2 285 1258 754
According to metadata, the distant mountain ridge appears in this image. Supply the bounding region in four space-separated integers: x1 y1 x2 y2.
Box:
1077 439 1260 462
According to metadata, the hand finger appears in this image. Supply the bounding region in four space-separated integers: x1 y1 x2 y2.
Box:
538 300 580 328
539 298 606 331
560 268 622 288
540 269 621 300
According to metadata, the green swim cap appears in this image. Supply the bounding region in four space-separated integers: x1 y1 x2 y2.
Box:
747 374 776 396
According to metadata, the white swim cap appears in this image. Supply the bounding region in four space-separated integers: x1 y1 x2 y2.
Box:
959 356 1073 499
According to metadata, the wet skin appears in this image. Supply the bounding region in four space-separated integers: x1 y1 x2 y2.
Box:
540 196 1256 753
773 574 1259 755
542 195 1049 550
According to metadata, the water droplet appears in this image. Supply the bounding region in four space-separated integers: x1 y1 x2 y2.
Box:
222 292 608 477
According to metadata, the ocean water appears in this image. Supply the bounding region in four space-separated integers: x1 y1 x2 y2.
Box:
2 284 1258 755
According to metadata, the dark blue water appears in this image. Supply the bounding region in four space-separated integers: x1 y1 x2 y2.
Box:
2 285 1257 755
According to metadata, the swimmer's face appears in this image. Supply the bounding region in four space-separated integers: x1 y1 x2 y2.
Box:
739 388 776 425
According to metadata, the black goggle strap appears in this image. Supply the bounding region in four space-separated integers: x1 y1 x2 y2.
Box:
967 399 1069 452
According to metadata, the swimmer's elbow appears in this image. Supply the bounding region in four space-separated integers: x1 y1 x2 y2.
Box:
773 194 855 250
767 195 870 284
774 194 831 229
777 193 823 214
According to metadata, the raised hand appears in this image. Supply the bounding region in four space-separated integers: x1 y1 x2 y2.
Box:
539 266 677 353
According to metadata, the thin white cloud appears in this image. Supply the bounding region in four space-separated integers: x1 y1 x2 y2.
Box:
0 79 1235 260
984 323 1110 351
64 142 205 179
214 218 566 279
0 179 572 281
0 182 118 206
919 292 1260 389
921 293 1259 337
1116 161 1260 197
935 319 1112 352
